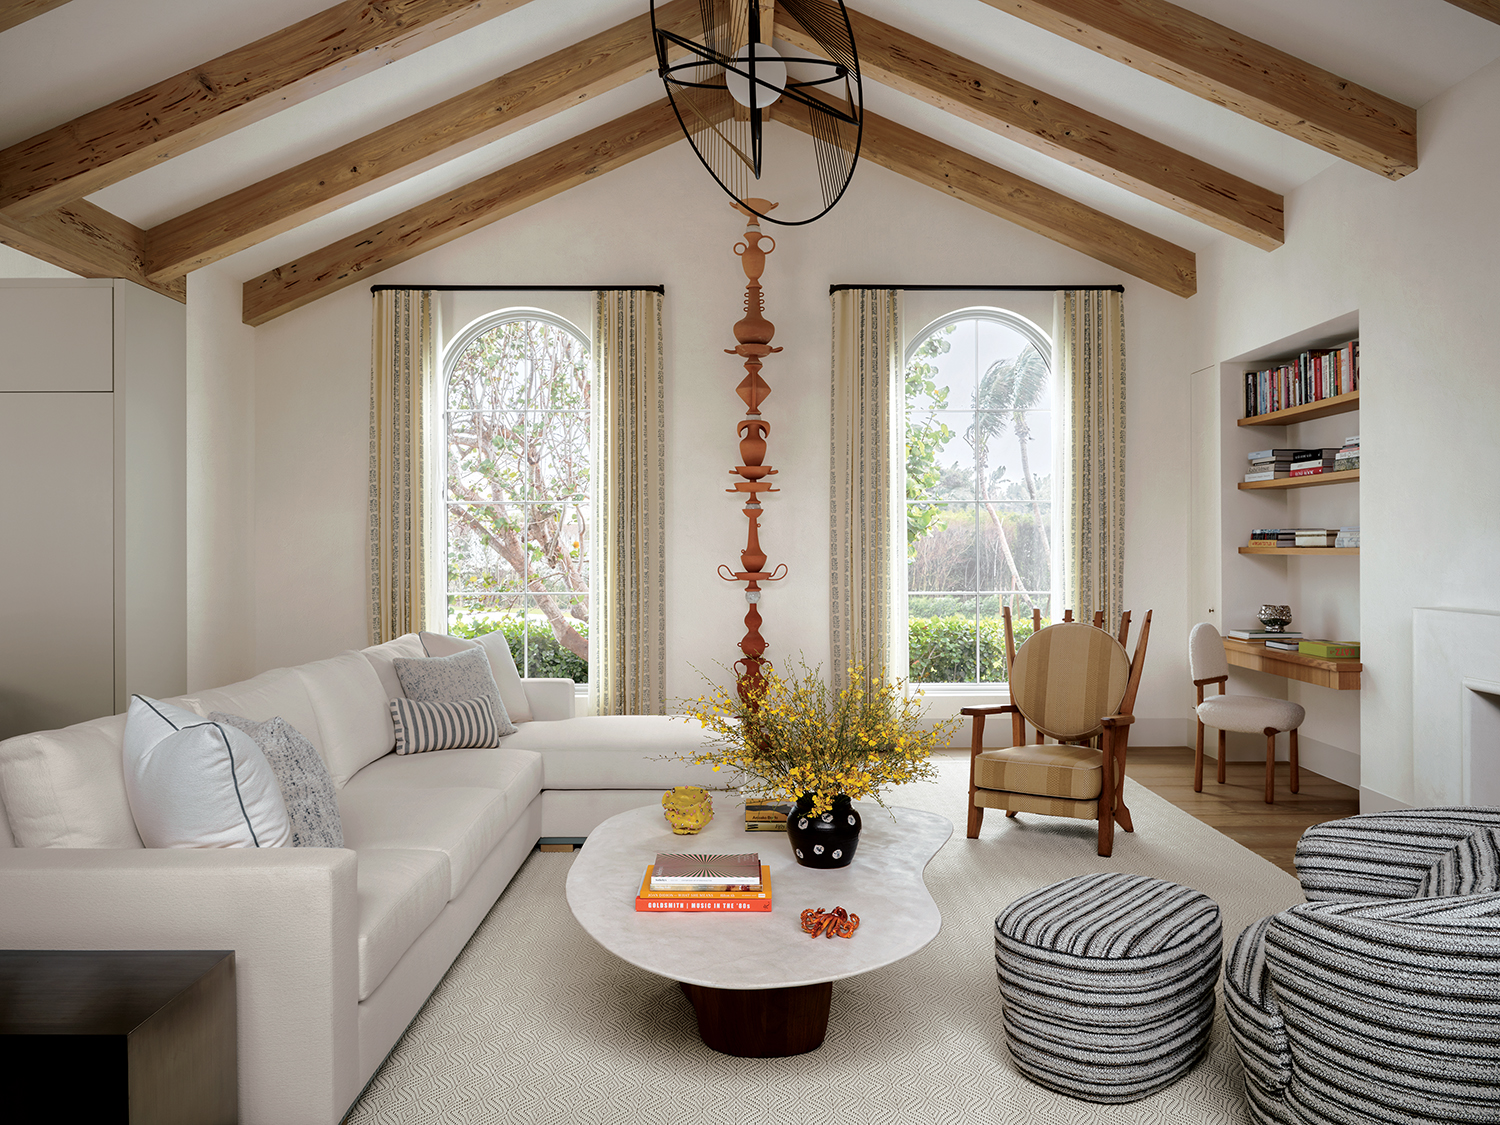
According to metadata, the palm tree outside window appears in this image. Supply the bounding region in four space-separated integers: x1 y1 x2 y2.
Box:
904 309 1053 684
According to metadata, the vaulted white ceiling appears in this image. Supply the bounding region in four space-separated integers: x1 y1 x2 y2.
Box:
2 0 1498 314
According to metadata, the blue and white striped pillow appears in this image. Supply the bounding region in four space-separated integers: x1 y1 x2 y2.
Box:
389 697 499 755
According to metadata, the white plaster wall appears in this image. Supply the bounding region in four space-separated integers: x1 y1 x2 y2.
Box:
1191 56 1500 806
242 142 1194 741
0 246 77 278
185 265 257 689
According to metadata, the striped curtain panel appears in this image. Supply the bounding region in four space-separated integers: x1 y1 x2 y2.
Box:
369 289 435 645
829 288 905 691
1055 289 1127 625
591 290 667 716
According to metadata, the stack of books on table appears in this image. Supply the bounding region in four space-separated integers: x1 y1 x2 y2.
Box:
1298 639 1361 660
1289 448 1341 477
635 852 772 913
1335 525 1360 548
744 801 792 832
1333 436 1359 472
1227 628 1304 642
1265 637 1304 652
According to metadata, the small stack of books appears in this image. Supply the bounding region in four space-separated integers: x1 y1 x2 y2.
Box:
1248 528 1281 548
1289 448 1341 478
636 852 772 913
1245 448 1296 482
1334 436 1359 473
1266 637 1302 652
1293 528 1339 548
1227 628 1305 641
744 801 792 832
1298 639 1360 660
1335 525 1360 548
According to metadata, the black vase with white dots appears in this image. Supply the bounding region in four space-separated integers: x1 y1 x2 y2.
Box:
786 793 861 869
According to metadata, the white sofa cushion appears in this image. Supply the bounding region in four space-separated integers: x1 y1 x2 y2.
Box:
360 634 426 701
355 848 450 1001
420 631 533 724
193 667 325 758
298 651 395 786
338 783 514 900
123 697 292 849
349 746 543 802
0 713 143 848
500 715 722 789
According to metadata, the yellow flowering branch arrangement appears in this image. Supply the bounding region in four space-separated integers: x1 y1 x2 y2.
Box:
678 661 959 818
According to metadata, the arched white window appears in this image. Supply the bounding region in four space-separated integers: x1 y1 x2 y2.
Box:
443 309 591 681
904 308 1053 684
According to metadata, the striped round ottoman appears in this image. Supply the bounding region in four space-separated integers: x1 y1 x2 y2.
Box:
995 872 1222 1103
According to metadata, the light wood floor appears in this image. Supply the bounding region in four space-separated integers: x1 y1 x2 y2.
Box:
1125 746 1360 875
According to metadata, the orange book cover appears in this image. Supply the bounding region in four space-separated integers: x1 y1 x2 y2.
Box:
635 866 772 912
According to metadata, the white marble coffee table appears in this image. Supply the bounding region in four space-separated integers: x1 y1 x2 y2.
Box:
565 802 951 1056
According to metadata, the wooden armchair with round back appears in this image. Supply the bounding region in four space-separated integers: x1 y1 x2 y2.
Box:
962 608 1153 857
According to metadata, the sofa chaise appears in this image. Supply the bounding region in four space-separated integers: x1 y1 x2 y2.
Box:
0 631 720 1124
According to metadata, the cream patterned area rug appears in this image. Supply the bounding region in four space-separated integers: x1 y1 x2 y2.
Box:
348 753 1304 1125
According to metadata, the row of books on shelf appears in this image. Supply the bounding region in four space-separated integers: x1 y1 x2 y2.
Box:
1243 340 1358 417
1225 629 1361 660
1244 437 1359 482
1248 526 1360 549
638 852 772 912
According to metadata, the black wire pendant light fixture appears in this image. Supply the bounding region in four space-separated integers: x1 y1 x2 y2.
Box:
651 0 863 226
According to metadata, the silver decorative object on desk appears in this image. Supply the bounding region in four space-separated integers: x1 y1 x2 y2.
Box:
1257 604 1293 633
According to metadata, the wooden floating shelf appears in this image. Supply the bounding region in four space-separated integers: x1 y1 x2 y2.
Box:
1239 546 1358 556
1222 637 1361 691
1238 469 1358 491
1238 389 1359 427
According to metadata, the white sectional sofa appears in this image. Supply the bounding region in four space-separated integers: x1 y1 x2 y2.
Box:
0 633 719 1124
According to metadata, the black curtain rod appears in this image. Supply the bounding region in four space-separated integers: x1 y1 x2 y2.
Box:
370 284 664 294
829 284 1124 294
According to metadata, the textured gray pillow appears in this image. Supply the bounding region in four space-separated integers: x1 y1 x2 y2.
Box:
209 712 344 848
393 645 516 736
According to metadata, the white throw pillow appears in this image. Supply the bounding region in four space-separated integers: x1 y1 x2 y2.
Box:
122 696 292 849
420 630 533 724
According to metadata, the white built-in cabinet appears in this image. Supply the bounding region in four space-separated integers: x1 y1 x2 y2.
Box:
0 279 186 738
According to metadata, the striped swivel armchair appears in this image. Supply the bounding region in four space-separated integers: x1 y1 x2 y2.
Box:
1223 809 1500 1124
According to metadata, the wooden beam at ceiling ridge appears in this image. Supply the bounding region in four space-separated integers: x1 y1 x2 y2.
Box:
146 0 700 282
241 98 688 327
1443 0 1500 24
0 0 72 34
978 0 1417 179
0 202 185 302
779 6 1282 249
785 107 1195 297
0 0 536 220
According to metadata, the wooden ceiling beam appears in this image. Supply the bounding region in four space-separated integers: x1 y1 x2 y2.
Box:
780 106 1194 296
147 0 700 282
779 6 1281 249
0 0 72 34
1443 0 1500 24
978 0 1418 179
0 202 185 302
0 0 536 220
242 98 688 327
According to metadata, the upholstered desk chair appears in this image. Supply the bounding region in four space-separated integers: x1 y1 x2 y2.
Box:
1188 622 1303 804
964 608 1152 857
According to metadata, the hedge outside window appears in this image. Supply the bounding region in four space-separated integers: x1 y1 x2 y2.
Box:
443 310 590 682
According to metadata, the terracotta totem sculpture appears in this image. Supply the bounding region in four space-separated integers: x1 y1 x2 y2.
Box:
720 198 787 702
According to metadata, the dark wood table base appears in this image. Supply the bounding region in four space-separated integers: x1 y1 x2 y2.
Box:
679 980 833 1057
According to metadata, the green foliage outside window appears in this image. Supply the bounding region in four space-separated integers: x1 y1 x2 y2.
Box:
450 610 589 683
